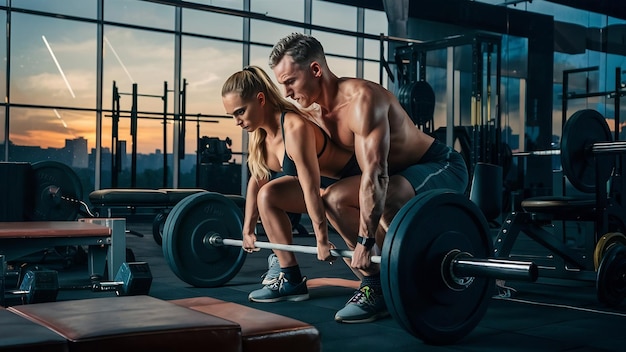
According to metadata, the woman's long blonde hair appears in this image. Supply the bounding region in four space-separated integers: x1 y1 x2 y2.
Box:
222 65 302 181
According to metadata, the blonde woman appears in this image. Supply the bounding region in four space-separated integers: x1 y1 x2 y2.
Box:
221 66 360 302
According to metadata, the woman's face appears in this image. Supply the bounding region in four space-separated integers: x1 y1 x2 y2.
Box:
222 92 265 132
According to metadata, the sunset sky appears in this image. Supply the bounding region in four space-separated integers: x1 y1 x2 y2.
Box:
3 0 385 157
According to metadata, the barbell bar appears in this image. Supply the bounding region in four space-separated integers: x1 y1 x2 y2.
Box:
161 189 538 345
208 234 538 283
512 149 560 157
512 141 626 158
509 109 622 194
210 234 374 262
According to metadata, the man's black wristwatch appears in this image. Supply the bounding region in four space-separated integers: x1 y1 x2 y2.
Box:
358 236 376 250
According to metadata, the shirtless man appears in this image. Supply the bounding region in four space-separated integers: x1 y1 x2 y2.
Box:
269 33 469 323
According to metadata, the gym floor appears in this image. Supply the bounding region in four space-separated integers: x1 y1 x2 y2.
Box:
14 215 626 352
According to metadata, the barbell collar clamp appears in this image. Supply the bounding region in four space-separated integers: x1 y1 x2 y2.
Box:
442 250 475 291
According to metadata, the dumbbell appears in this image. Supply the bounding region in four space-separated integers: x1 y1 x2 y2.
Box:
90 262 153 296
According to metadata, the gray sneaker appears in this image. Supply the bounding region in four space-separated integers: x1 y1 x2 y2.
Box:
249 272 309 303
260 253 280 285
334 285 389 323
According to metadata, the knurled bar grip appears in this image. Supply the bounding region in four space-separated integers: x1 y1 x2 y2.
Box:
210 234 382 264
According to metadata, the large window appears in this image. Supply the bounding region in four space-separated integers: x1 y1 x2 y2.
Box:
312 0 356 31
104 0 174 30
10 0 97 18
10 14 96 108
0 11 6 104
0 1 398 193
102 25 174 158
102 26 174 108
181 36 242 159
364 8 387 61
250 20 303 47
251 0 304 22
183 9 243 40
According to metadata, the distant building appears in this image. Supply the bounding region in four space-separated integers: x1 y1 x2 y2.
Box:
65 137 88 168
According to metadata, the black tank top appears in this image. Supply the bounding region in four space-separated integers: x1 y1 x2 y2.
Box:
281 111 328 176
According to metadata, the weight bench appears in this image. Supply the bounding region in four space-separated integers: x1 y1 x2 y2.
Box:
6 295 242 352
494 110 626 297
88 188 309 246
0 219 126 282
89 188 246 245
4 295 320 352
170 297 321 352
88 188 242 217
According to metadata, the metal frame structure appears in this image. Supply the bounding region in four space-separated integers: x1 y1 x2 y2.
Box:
394 33 503 176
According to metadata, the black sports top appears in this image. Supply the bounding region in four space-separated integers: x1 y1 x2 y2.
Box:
281 111 328 176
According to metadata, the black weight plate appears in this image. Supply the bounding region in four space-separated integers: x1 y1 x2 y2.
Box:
398 84 411 115
596 244 626 307
561 109 614 193
381 189 493 345
152 212 166 246
30 161 83 221
162 192 246 287
409 81 436 126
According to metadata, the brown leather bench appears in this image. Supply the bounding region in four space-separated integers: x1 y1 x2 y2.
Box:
8 295 242 352
170 296 321 352
5 295 320 352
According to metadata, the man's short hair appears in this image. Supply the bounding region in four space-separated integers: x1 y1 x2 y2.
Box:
269 32 326 69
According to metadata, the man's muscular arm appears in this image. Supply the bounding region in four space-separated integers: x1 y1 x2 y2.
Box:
351 90 390 269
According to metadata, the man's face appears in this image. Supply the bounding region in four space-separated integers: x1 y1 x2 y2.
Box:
272 56 317 108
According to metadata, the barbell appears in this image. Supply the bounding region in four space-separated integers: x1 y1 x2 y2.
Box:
209 234 536 283
513 109 618 193
162 189 538 345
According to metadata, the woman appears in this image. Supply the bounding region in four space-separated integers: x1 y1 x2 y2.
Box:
221 66 359 302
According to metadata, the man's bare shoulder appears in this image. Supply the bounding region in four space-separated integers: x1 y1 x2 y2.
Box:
339 77 386 92
338 77 391 105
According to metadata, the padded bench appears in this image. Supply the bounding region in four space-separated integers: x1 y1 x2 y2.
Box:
8 295 242 352
170 297 321 352
88 188 213 217
4 295 320 352
0 219 126 281
89 188 248 244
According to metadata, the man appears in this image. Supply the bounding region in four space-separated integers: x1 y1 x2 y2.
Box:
269 33 468 323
